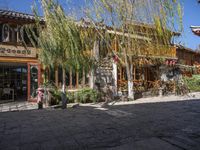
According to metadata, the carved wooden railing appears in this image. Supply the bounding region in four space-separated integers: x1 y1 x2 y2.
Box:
139 45 177 58
117 79 161 93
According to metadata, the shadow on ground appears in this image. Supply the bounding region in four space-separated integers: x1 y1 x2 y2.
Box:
0 99 200 150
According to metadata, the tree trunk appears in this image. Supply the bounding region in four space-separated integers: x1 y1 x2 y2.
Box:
82 69 86 87
122 47 134 99
93 40 100 61
127 64 134 99
62 66 66 93
126 31 134 99
89 69 94 89
55 65 59 87
70 67 72 89
112 62 118 96
61 66 67 109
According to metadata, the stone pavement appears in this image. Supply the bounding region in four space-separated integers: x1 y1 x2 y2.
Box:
0 101 37 112
0 98 200 150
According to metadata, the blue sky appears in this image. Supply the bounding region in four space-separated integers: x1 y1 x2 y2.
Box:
0 0 200 50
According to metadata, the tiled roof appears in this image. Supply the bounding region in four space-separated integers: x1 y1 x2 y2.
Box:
0 9 44 23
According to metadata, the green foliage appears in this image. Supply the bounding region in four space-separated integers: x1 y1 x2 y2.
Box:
66 92 76 103
50 90 62 105
40 81 61 105
67 88 100 103
183 75 200 92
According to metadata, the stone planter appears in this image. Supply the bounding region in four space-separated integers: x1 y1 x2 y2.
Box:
38 101 43 109
134 92 143 100
61 92 67 109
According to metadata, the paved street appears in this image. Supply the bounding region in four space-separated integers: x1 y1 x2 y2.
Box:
0 98 200 150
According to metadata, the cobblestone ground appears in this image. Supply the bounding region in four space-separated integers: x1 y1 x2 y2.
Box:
0 98 200 150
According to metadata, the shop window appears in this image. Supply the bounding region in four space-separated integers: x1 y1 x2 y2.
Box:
2 24 10 42
17 25 24 43
2 24 18 43
2 24 25 44
10 26 18 43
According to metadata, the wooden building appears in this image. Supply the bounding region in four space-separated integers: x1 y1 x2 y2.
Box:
77 18 181 97
0 9 188 103
176 45 200 76
0 9 44 103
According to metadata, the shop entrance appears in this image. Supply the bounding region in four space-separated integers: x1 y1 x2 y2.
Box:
0 63 27 102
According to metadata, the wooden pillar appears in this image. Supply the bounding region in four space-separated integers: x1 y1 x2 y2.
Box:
76 71 79 88
145 67 147 81
119 67 122 81
55 65 58 87
27 63 30 101
133 67 136 80
76 70 79 89
122 68 124 80
47 67 50 82
70 67 72 89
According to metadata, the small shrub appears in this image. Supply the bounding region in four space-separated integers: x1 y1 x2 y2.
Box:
50 90 62 105
40 81 61 106
66 92 75 103
67 88 100 103
183 75 200 92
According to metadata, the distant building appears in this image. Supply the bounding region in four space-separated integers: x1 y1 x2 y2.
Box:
191 26 200 36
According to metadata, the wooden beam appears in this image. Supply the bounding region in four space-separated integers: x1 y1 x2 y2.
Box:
107 30 151 41
38 64 41 87
0 57 38 63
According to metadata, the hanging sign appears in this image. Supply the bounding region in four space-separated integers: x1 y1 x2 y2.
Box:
0 44 37 58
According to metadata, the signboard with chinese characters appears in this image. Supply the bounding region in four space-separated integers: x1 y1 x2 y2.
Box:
0 45 37 58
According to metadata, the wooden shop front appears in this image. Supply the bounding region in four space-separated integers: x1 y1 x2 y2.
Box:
0 9 44 103
0 44 41 102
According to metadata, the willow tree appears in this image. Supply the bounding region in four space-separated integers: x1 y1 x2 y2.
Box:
30 0 85 94
85 0 183 99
